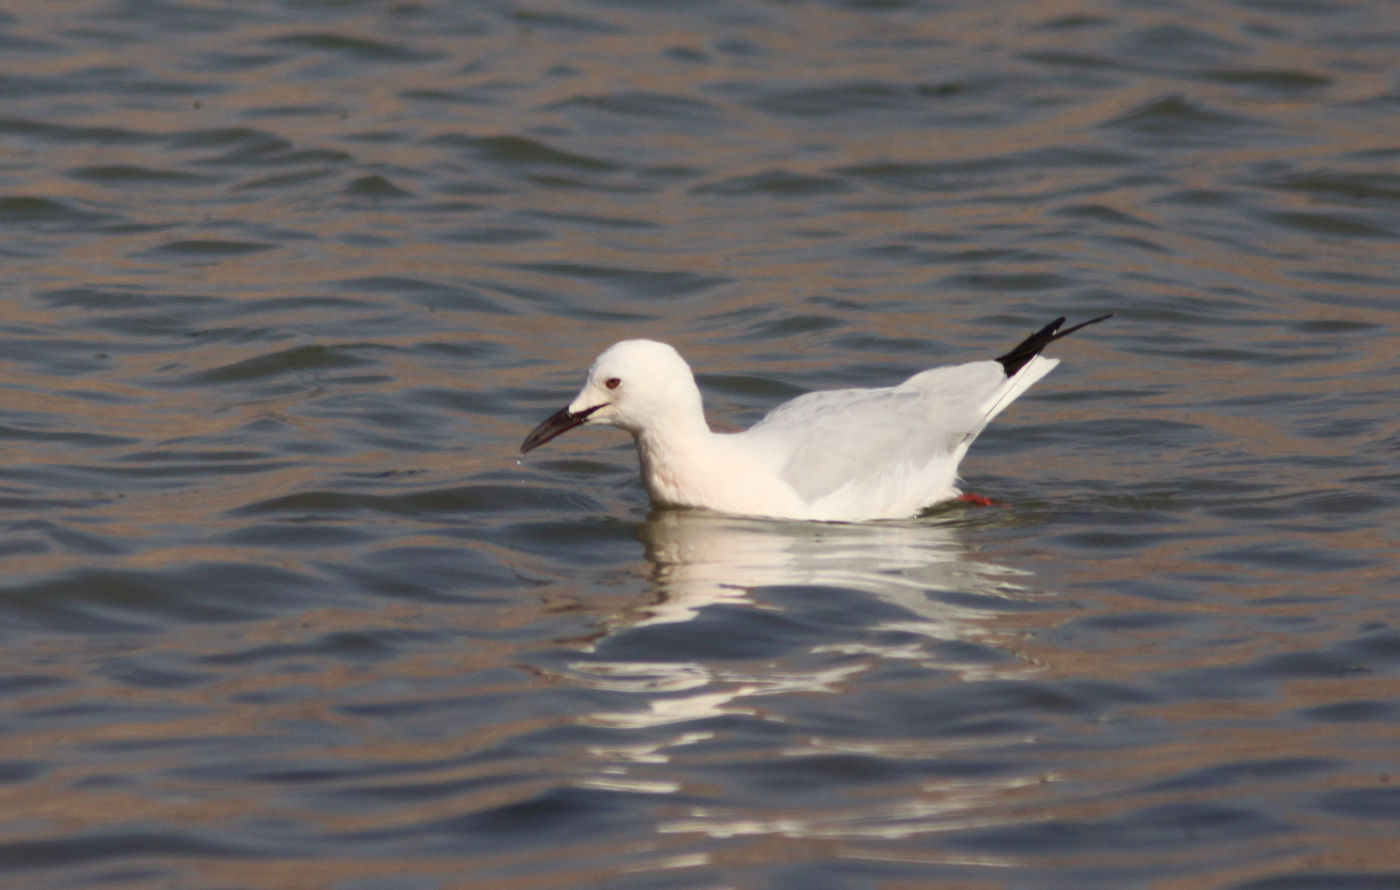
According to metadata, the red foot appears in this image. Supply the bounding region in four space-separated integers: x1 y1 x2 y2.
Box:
956 493 1000 507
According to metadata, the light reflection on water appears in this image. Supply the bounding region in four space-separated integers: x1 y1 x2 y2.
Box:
566 510 1055 848
574 511 1032 722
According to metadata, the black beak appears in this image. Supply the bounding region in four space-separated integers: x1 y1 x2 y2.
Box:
520 403 604 454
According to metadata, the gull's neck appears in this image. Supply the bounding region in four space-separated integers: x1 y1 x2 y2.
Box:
632 404 717 509
628 402 804 518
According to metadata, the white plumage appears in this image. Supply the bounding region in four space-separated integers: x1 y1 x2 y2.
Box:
521 316 1110 522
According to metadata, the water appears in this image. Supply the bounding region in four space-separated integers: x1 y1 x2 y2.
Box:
1 0 1397 887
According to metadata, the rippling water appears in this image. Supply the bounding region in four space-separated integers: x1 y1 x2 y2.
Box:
1 1 1398 887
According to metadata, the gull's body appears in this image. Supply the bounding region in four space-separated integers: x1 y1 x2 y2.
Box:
522 316 1111 522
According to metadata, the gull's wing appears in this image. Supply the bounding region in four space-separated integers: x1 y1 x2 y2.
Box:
740 359 1054 505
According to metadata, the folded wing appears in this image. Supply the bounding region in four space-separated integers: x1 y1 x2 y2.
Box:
742 358 1054 506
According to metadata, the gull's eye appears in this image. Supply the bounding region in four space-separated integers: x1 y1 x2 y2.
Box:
605 378 621 390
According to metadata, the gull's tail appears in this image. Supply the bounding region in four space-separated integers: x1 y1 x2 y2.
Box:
954 313 1115 455
996 314 1114 378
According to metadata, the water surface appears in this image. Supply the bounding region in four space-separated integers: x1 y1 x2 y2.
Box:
1 1 1398 888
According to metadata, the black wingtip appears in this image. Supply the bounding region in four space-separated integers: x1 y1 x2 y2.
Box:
995 313 1114 377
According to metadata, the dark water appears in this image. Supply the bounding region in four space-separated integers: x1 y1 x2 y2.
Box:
2 1 1398 887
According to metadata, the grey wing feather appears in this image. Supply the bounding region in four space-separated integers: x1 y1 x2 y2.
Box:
743 362 1010 504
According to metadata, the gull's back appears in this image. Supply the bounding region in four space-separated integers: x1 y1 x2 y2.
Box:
735 356 1058 520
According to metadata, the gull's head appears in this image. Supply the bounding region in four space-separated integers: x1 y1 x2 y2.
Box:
520 340 702 454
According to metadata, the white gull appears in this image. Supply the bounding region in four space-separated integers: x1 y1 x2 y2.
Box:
521 315 1112 522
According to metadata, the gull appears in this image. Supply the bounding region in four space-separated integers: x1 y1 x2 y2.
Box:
521 315 1112 522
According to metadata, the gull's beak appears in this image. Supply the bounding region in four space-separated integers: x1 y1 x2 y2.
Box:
520 403 604 454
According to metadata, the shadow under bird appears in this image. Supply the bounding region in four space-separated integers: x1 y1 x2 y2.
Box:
521 315 1112 522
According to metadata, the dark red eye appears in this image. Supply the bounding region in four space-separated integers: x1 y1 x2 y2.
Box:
605 378 620 390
